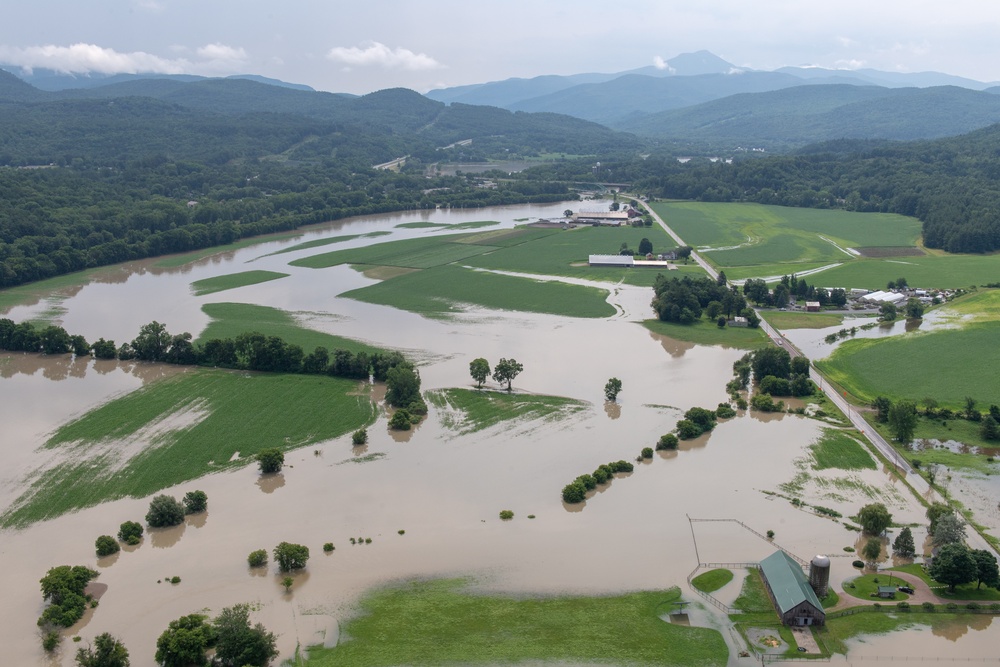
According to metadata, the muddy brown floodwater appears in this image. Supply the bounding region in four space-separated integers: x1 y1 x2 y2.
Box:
1 202 997 666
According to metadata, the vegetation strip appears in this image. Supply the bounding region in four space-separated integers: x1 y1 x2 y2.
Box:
190 270 289 296
426 388 587 435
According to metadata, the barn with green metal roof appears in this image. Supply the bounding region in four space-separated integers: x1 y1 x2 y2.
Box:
759 550 826 626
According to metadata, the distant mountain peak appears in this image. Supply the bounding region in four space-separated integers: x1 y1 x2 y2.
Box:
659 50 737 76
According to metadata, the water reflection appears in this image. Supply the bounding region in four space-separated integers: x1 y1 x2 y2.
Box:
603 401 621 420
149 523 186 549
96 551 120 568
257 473 285 494
648 331 696 358
185 511 208 529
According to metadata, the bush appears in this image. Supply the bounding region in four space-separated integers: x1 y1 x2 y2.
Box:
117 521 143 545
656 433 678 450
256 448 284 474
562 481 586 504
352 428 368 445
736 397 748 410
182 490 207 514
853 560 865 568
676 419 702 440
576 474 597 490
323 543 335 552
499 510 514 520
592 467 610 484
273 542 310 572
766 530 775 539
42 631 60 652
388 409 413 430
641 447 653 459
966 602 981 610
247 549 268 567
716 403 736 419
95 535 120 557
946 602 958 611
922 601 936 612
170 576 181 584
609 460 634 473
145 495 185 528
897 601 910 610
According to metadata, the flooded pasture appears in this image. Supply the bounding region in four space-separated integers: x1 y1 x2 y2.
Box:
1 202 995 665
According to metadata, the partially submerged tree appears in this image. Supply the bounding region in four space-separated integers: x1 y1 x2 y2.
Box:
604 377 622 402
892 526 916 559
117 521 143 545
39 565 99 629
492 358 523 392
75 632 130 667
212 603 278 667
95 535 120 557
862 537 882 565
469 358 490 389
932 512 967 546
155 614 215 667
182 490 208 514
255 448 284 474
145 495 185 528
273 542 310 572
857 503 892 535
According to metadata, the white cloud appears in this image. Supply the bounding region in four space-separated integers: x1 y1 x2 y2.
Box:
652 55 675 73
326 41 442 71
0 43 189 75
196 43 247 63
834 59 866 70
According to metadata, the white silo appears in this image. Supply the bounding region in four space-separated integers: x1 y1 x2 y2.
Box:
809 555 831 598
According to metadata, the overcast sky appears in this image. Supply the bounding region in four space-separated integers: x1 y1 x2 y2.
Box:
2 1 1000 94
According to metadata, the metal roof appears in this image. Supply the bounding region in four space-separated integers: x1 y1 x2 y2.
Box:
759 550 823 615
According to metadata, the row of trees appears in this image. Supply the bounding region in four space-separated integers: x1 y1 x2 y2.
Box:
729 347 814 400
561 460 634 504
651 274 758 326
872 395 1000 444
469 357 523 392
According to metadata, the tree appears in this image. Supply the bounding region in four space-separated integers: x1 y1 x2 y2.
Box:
751 346 791 382
657 433 678 450
95 535 120 557
562 481 586 504
972 549 1000 589
879 302 897 322
146 494 185 528
182 490 207 514
117 521 143 545
273 542 310 572
256 448 284 474
563 209 574 218
131 321 172 362
932 512 967 546
857 503 892 535
862 537 882 565
929 543 978 592
638 237 652 255
887 399 918 443
388 409 414 430
604 377 622 402
352 428 368 445
927 502 954 534
492 358 523 392
892 526 916 559
871 396 892 423
385 363 421 407
39 565 99 628
75 632 130 667
247 549 268 567
155 614 215 667
212 603 278 667
469 358 490 388
981 415 1000 441
905 298 924 319
964 396 979 421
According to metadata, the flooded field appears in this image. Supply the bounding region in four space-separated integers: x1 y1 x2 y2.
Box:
1 202 996 665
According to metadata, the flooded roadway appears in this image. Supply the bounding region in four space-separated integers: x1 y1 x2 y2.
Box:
1 202 996 665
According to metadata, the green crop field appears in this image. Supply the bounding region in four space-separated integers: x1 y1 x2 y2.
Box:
197 303 385 355
810 429 876 471
426 388 587 435
289 234 502 270
1 370 376 527
816 323 1000 408
341 264 615 318
643 319 768 349
303 579 727 667
262 231 391 257
733 568 772 612
805 253 1000 290
152 232 301 268
190 270 289 296
691 568 734 594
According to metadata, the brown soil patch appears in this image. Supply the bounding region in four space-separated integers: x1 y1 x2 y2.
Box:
853 246 925 258
357 265 420 280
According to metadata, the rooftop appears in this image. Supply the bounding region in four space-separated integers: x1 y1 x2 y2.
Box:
759 550 823 614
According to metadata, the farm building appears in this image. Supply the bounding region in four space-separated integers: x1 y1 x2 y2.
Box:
805 301 821 312
576 210 630 225
589 254 634 267
862 290 907 306
758 551 826 626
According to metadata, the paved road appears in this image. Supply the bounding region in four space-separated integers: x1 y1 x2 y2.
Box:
643 201 912 475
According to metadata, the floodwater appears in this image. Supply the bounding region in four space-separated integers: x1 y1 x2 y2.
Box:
1 202 995 666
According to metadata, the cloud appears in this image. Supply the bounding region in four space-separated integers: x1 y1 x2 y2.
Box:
0 42 250 76
834 59 866 70
652 55 675 73
326 41 442 71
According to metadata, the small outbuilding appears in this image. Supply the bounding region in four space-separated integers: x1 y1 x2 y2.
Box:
759 550 826 626
805 301 821 312
877 586 896 599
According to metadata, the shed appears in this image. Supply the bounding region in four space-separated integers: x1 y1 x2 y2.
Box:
588 254 634 267
877 586 896 599
759 550 826 626
805 301 821 312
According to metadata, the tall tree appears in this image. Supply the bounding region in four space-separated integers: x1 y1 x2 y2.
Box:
929 543 978 593
862 537 882 565
887 400 918 443
933 512 967 546
492 358 523 392
75 632 130 667
857 503 892 535
131 321 172 362
604 377 622 402
212 603 278 667
972 549 1000 590
892 526 916 559
385 364 421 407
469 358 490 389
155 614 215 667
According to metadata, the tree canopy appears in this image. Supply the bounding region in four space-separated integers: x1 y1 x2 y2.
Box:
857 503 892 535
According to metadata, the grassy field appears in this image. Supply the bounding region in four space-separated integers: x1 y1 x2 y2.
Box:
817 611 984 655
425 388 587 435
842 574 911 602
341 264 616 318
692 568 734 594
303 579 727 667
262 231 391 257
190 270 288 296
733 568 772 613
198 303 385 355
816 324 1000 408
804 253 1000 290
289 233 503 270
642 319 768 349
809 429 876 471
1 370 377 527
763 311 845 330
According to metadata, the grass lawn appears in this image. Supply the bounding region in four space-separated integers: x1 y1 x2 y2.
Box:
303 579 727 667
815 323 1000 409
341 264 615 318
643 318 768 349
1 370 376 528
888 564 1000 601
198 303 385 355
152 232 301 268
841 574 910 602
425 388 587 435
809 429 876 471
190 270 288 296
692 568 734 594
763 311 845 330
262 231 390 257
733 568 773 613
805 253 1000 290
818 612 973 655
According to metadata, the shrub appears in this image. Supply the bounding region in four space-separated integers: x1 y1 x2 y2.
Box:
597 464 614 478
323 543 335 553
736 397 748 410
716 403 736 419
852 560 865 568
990 603 1000 611
946 602 958 611
609 460 634 473
146 495 185 527
282 576 294 592
170 576 181 584
656 433 678 450
922 601 936 612
576 474 597 490
352 428 368 445
562 481 586 504
256 448 284 473
274 542 310 572
766 530 775 539
247 549 268 567
676 419 703 440
182 490 208 514
42 631 60 652
398 529 405 535
641 447 653 459
592 467 610 484
527 515 536 519
95 535 120 557
364 538 372 544
966 602 981 610
389 409 413 430
897 601 910 610
407 399 428 416
499 510 514 520
117 521 143 545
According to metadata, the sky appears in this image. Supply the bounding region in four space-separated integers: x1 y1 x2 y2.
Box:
2 1 1000 94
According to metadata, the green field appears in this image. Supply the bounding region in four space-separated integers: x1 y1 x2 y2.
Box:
262 231 391 257
809 429 876 471
289 233 504 270
818 611 988 655
341 264 616 318
642 318 768 349
303 579 727 667
190 270 288 296
152 232 301 268
763 311 845 330
426 388 588 435
692 568 734 594
842 574 911 602
2 370 376 527
804 253 1000 290
733 569 772 613
198 303 384 355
